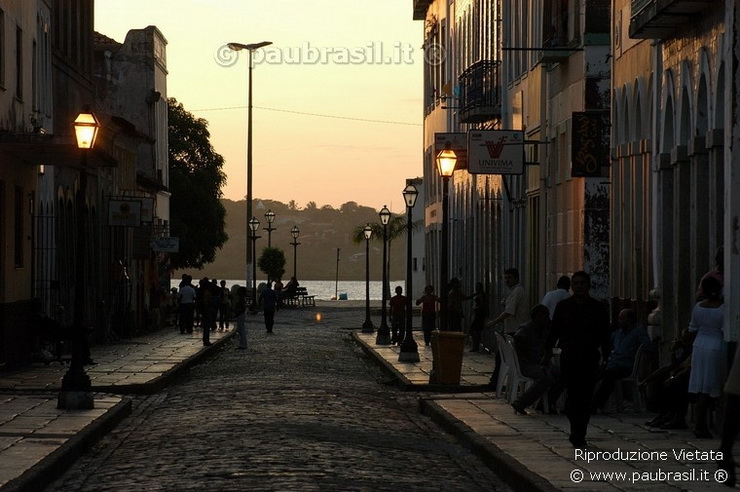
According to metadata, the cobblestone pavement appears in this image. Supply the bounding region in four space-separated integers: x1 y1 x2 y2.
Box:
45 307 511 492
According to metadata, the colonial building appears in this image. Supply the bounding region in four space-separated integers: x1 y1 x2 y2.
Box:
615 0 733 345
412 0 611 342
0 0 170 367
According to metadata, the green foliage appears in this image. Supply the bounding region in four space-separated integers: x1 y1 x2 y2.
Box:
258 247 287 281
168 98 228 270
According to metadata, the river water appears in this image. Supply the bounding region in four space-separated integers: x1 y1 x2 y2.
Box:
170 279 405 301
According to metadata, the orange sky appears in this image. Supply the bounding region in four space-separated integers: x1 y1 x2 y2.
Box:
95 0 424 214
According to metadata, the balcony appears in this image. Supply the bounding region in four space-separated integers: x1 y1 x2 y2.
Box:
458 60 501 124
629 0 717 39
413 0 434 20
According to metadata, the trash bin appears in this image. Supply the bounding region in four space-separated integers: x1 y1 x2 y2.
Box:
429 330 466 384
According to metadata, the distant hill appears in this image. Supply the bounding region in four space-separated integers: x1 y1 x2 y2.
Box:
194 199 405 282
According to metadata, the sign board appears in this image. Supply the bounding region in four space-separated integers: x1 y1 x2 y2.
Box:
434 133 468 170
571 112 610 177
151 236 179 253
467 130 525 175
139 197 154 223
109 199 142 227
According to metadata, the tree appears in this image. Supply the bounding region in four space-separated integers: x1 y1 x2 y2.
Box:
168 98 228 270
351 215 422 295
258 247 287 282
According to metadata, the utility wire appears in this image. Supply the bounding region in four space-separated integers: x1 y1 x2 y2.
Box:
191 105 421 127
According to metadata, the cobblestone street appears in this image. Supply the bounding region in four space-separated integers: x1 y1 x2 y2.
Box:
45 307 510 491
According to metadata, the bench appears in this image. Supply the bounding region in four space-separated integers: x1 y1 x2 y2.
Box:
296 287 316 307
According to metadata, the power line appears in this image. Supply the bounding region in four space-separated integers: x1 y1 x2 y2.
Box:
191 105 422 127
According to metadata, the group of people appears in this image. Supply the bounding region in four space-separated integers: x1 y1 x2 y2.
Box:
174 275 290 349
175 275 234 346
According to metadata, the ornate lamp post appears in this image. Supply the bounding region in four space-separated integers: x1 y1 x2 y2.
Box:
264 209 276 247
399 183 420 362
361 224 374 333
227 41 272 303
58 111 99 410
290 225 300 279
436 147 457 331
376 205 392 345
248 216 261 311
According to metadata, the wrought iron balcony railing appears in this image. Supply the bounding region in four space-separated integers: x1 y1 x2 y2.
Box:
458 60 501 124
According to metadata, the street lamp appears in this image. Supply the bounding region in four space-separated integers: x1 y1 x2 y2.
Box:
227 41 273 305
59 111 100 410
264 209 276 247
436 147 457 331
399 184 420 362
376 205 392 345
361 224 374 333
290 225 300 279
248 216 261 311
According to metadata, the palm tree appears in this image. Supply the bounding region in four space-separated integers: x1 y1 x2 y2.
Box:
351 215 422 298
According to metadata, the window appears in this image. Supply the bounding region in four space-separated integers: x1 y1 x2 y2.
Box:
16 26 22 99
0 9 5 87
14 187 24 268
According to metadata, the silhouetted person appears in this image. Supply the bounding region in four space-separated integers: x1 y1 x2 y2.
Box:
546 271 610 448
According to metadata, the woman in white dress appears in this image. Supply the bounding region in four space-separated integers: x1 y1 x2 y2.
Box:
688 276 726 438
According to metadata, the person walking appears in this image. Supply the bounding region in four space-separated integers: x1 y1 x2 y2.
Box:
416 285 439 346
469 282 488 352
541 275 571 319
260 282 279 334
234 286 248 349
389 286 407 344
546 270 610 448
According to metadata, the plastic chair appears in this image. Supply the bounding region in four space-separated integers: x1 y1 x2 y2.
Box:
494 332 510 398
613 343 648 412
503 334 549 413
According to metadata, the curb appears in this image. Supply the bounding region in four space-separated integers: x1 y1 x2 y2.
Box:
419 398 559 492
92 330 236 395
2 396 133 492
351 332 491 393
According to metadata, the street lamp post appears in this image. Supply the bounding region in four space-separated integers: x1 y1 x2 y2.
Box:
227 41 272 305
248 216 261 312
399 184 420 362
290 225 300 279
264 210 276 247
376 205 392 345
436 148 457 331
361 224 374 333
58 111 99 410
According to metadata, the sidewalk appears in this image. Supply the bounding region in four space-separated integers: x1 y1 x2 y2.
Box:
0 326 234 492
354 331 732 491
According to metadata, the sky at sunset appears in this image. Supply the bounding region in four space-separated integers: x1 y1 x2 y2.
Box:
94 1 424 214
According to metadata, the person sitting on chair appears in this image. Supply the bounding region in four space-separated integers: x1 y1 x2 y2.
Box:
511 304 563 415
591 308 651 413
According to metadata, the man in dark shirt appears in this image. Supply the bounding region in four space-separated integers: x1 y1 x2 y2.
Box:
511 304 562 414
546 271 610 448
389 286 407 344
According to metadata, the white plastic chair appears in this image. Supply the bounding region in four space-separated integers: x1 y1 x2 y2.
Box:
613 343 648 412
503 334 549 413
494 332 510 398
